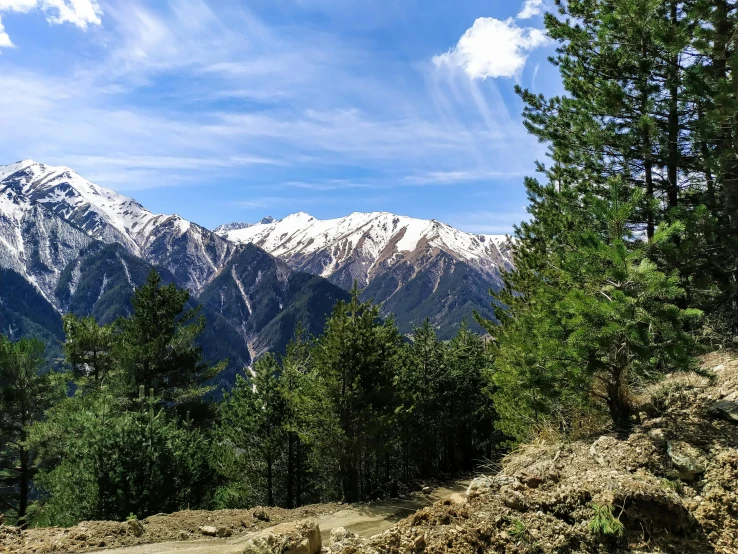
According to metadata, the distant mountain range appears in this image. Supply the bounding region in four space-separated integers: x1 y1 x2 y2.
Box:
0 160 512 383
217 211 512 337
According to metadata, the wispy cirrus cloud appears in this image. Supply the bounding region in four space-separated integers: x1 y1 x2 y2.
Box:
0 0 556 229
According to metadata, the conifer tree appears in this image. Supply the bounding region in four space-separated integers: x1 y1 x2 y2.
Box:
0 336 63 525
116 269 223 407
215 354 287 507
487 183 701 439
310 285 402 502
63 314 115 390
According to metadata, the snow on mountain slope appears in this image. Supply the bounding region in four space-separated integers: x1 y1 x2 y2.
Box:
0 184 93 304
0 160 236 293
218 211 513 286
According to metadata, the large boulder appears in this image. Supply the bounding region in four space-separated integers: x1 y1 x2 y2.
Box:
242 520 321 554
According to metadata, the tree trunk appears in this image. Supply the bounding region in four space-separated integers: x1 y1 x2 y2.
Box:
18 446 29 527
606 368 632 431
666 0 680 210
266 456 274 507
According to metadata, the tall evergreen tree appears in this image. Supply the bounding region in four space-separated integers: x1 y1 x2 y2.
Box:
486 184 700 439
310 285 403 502
63 314 115 390
116 269 223 408
0 336 63 525
215 354 287 507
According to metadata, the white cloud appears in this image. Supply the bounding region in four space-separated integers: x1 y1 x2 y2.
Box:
433 17 548 79
517 0 543 19
41 0 102 28
0 15 13 47
0 0 101 47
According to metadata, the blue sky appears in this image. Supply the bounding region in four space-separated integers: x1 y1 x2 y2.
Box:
0 0 561 234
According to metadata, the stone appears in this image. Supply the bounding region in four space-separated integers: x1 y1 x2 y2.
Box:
466 476 494 499
200 525 231 537
126 519 144 537
242 520 321 554
253 507 271 522
502 490 526 511
590 436 620 466
422 486 432 494
516 460 559 489
666 440 707 480
466 475 519 499
709 400 738 423
329 527 355 543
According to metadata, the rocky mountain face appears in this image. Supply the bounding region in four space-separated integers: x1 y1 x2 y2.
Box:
1 161 237 294
217 212 513 336
0 161 347 381
0 184 94 305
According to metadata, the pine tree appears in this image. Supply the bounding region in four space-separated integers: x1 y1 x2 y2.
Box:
0 336 63 525
487 183 701 440
116 269 223 408
395 320 447 477
30 386 211 525
63 314 115 390
310 284 402 502
215 354 287 507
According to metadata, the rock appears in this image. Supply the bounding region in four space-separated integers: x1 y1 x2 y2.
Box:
502 490 526 511
200 525 231 537
422 486 432 494
127 519 144 537
413 533 426 550
666 440 707 480
466 475 519 499
590 436 620 466
242 520 321 554
329 527 356 543
466 476 494 499
709 400 738 423
179 531 189 540
516 460 559 488
253 507 271 522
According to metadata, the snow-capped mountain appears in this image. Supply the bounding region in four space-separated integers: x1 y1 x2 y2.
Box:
0 184 93 304
213 217 275 235
217 211 513 286
0 160 236 293
217 211 513 336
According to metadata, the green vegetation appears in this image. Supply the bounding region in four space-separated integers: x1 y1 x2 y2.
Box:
1 0 737 534
479 0 737 441
588 503 625 537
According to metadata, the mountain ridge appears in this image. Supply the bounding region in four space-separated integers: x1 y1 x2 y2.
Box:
216 210 513 336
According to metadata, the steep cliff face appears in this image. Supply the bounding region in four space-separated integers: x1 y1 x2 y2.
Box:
0 184 94 305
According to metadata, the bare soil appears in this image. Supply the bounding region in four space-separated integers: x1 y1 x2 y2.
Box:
0 483 468 554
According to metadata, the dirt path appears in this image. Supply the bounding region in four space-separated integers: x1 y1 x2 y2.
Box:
99 482 468 554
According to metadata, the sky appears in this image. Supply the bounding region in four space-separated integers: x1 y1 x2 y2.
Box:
0 0 561 234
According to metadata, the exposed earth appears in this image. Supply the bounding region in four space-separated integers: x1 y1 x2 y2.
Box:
0 483 468 554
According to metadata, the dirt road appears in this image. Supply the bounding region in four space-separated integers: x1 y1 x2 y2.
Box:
100 482 468 554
